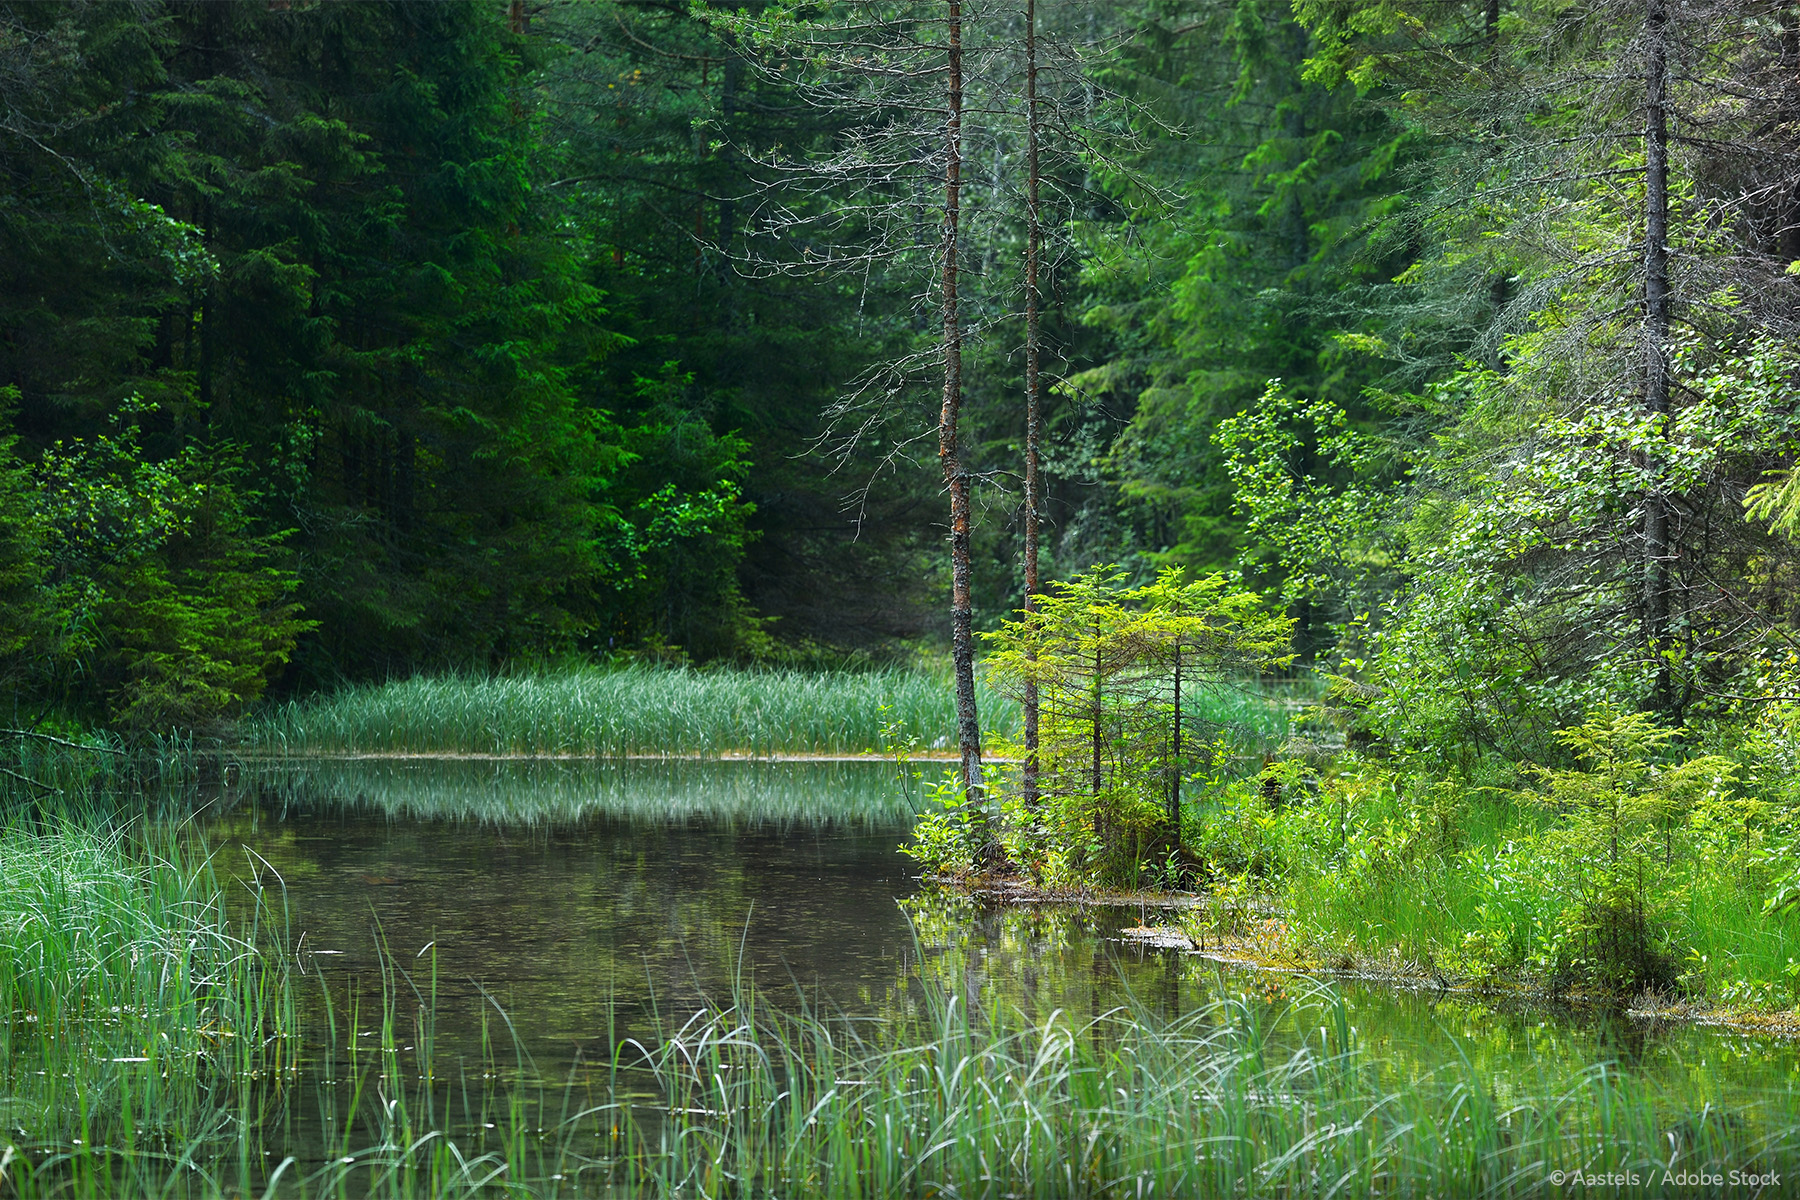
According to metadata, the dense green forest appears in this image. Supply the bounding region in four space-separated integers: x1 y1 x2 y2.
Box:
0 0 1483 728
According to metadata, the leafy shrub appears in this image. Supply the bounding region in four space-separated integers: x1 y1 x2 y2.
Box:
962 566 1292 888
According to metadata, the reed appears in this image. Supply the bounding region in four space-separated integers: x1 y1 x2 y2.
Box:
243 664 1023 758
614 981 1800 1198
11 921 1800 1197
0 819 296 1195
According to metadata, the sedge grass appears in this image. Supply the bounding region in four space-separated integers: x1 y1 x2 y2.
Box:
606 977 1800 1198
10 912 1800 1196
243 664 1021 758
0 820 296 1193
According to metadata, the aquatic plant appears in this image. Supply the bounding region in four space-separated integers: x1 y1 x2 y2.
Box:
0 820 295 1193
611 981 1799 1198
8 910 1800 1197
242 664 1022 758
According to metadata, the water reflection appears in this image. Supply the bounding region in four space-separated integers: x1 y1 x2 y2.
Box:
194 758 1800 1136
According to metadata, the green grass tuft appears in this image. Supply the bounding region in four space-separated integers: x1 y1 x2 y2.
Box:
0 820 296 1193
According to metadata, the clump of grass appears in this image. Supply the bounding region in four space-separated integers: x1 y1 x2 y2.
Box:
613 982 1800 1198
244 663 1022 758
0 821 295 1193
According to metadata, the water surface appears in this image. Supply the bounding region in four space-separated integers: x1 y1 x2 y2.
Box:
181 758 1800 1177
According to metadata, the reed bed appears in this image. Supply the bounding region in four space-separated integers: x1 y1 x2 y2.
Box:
0 820 296 1194
245 664 1020 758
10 923 1800 1196
610 984 1800 1199
243 664 1310 760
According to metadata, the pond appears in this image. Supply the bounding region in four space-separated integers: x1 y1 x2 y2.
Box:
210 759 1800 1090
19 757 1800 1194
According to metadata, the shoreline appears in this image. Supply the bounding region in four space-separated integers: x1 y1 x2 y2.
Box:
941 873 1800 1039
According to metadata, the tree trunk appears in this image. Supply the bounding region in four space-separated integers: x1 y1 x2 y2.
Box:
1169 647 1182 835
940 0 983 796
1091 632 1103 796
1643 0 1673 710
1021 0 1043 809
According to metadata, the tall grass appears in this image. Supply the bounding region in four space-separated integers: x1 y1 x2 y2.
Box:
0 820 296 1193
608 980 1800 1198
10 914 1800 1196
244 664 1022 758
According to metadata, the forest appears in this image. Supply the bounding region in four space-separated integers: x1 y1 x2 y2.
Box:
5 0 1800 1195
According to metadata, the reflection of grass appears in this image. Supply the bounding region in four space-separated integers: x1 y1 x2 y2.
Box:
244 664 1022 757
245 756 922 826
0 820 294 1194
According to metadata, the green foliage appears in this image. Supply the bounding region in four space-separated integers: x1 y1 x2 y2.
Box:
34 416 311 729
0 401 310 730
899 769 989 878
1068 0 1415 584
1215 381 1407 619
1746 470 1800 537
1216 709 1800 1001
1511 710 1736 994
965 565 1293 887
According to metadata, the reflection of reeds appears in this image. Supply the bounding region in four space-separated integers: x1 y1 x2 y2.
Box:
0 727 228 807
244 756 922 827
241 665 1023 757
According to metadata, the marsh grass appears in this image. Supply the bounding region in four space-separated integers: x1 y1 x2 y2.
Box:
608 978 1800 1198
0 819 296 1194
243 664 1023 758
12 908 1800 1197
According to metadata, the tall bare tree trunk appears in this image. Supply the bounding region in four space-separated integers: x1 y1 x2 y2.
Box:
1644 0 1673 710
941 0 983 796
1021 0 1043 809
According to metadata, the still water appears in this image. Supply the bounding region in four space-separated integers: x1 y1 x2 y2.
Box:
199 759 1800 1091
172 755 1800 1184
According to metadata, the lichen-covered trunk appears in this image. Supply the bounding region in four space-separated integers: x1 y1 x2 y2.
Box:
1643 0 1672 710
940 0 983 796
1021 0 1043 809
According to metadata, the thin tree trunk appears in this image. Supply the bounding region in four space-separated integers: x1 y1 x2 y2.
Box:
941 0 983 797
1091 633 1103 796
1169 647 1181 835
1021 0 1043 810
1644 0 1672 710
